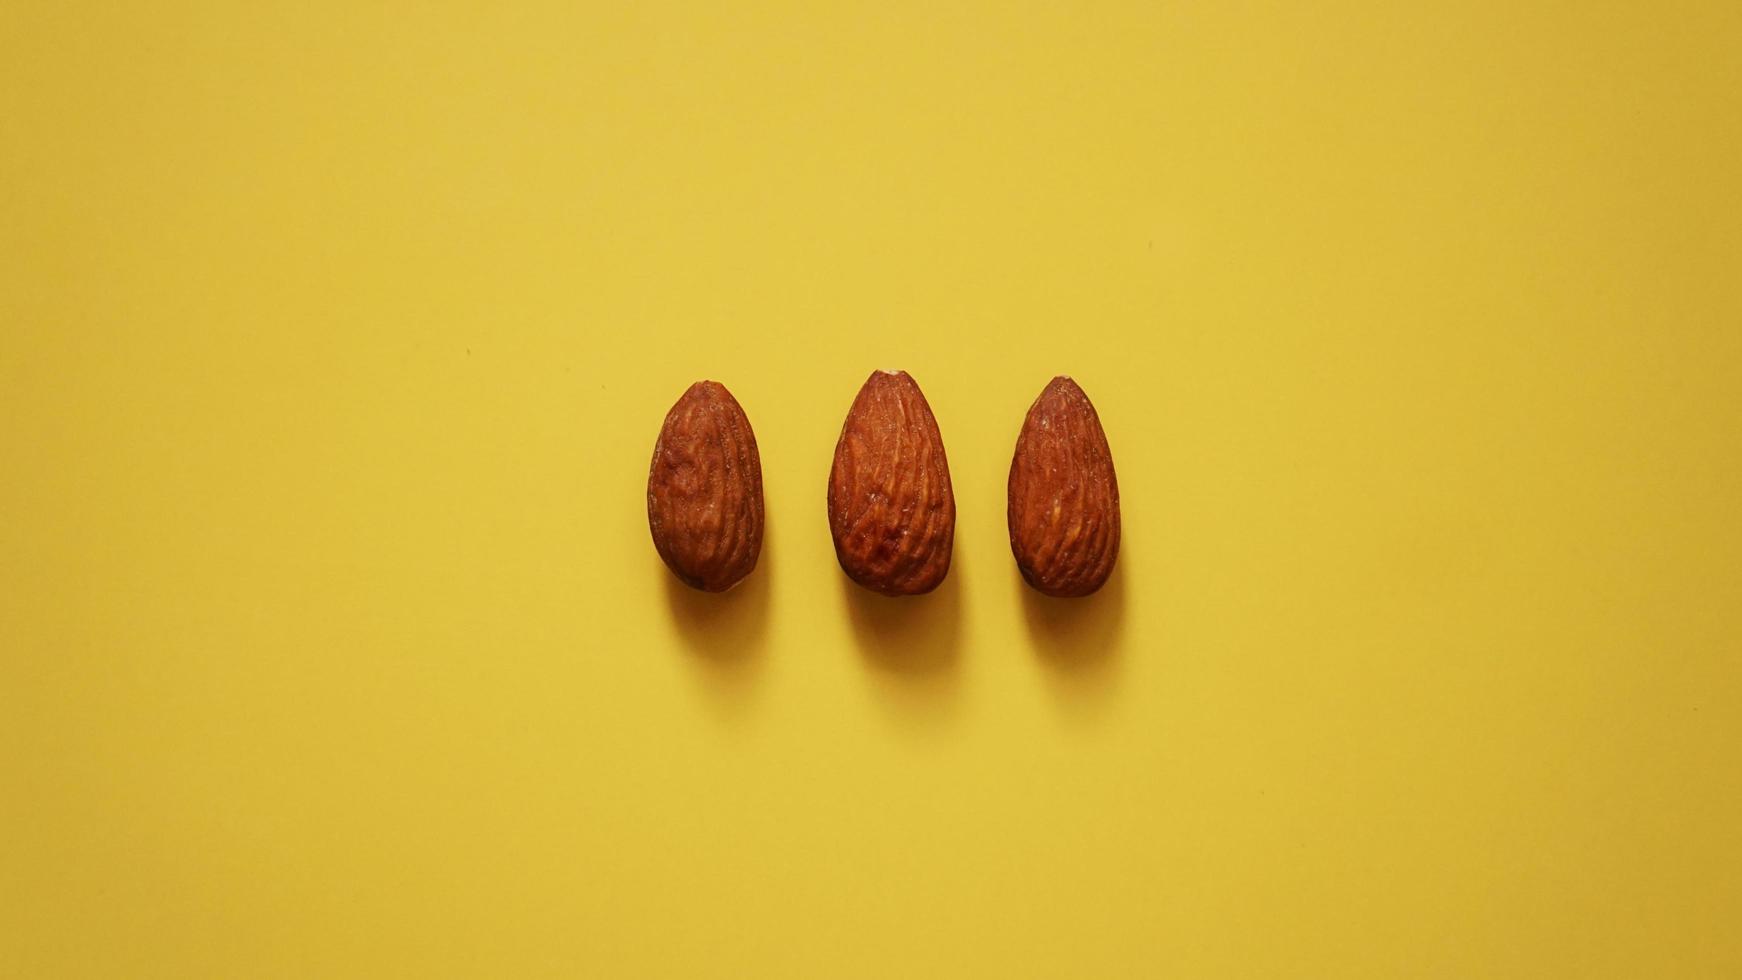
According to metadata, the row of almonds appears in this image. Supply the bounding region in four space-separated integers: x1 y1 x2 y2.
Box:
647 372 1120 598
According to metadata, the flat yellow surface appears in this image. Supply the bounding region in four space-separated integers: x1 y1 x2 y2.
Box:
4 2 1740 976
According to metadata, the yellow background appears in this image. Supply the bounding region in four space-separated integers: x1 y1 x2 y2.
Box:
4 2 1739 976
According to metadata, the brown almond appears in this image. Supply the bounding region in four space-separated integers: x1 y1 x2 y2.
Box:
827 370 955 596
647 381 764 592
1008 376 1121 597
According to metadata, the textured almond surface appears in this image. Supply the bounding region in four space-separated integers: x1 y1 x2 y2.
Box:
647 381 763 592
1008 376 1120 597
827 370 955 596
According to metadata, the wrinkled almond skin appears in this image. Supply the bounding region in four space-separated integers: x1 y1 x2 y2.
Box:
647 381 764 592
1008 376 1120 597
827 370 955 596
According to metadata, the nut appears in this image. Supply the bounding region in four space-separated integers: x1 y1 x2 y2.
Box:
1007 376 1120 597
647 381 764 592
827 370 955 595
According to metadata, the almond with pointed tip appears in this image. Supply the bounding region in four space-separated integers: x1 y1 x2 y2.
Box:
1008 376 1120 597
647 381 764 592
827 370 955 596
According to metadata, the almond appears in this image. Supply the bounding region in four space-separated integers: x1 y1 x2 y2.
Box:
647 381 764 592
1007 376 1120 597
827 370 955 596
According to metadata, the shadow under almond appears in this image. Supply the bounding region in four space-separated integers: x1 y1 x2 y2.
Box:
1020 561 1127 718
663 543 772 720
841 564 964 730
